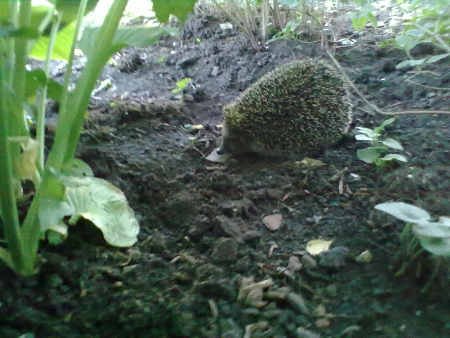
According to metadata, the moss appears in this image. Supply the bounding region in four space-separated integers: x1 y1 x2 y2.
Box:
221 59 352 156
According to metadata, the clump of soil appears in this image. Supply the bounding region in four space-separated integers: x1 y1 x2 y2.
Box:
0 9 449 338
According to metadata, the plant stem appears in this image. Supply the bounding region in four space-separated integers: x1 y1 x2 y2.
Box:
11 0 31 137
45 0 89 169
61 0 128 164
36 13 61 172
0 71 29 276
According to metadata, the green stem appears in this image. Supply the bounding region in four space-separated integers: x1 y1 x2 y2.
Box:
11 0 31 137
36 13 61 172
53 0 128 166
6 0 18 85
45 0 89 168
22 0 128 262
0 72 29 276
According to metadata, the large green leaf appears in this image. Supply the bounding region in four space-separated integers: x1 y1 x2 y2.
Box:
79 25 176 57
39 175 139 247
51 0 99 26
152 0 197 23
30 21 76 60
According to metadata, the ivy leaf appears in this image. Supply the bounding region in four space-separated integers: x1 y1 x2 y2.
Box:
375 202 431 223
357 147 384 163
381 138 403 150
380 153 408 162
152 0 197 23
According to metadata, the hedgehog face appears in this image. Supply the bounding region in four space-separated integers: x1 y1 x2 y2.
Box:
218 59 352 157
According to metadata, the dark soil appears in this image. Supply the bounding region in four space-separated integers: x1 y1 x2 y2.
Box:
1 10 449 338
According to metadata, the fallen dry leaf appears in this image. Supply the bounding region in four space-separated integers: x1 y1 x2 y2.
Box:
263 214 283 231
306 239 333 256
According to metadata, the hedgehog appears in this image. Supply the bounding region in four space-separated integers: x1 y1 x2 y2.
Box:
217 59 352 158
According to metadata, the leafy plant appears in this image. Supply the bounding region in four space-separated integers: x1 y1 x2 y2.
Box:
394 0 450 70
355 118 408 166
375 202 450 257
172 77 192 94
351 0 449 69
0 0 196 277
375 202 449 290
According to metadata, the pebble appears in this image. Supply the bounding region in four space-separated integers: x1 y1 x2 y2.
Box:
286 292 309 315
301 254 317 269
296 327 321 338
211 66 220 76
211 237 238 263
318 246 349 269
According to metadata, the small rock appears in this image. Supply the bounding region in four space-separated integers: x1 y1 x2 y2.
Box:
301 254 317 269
219 199 257 218
177 55 200 68
318 246 349 269
263 214 283 231
183 94 194 102
296 327 321 338
215 216 258 243
196 263 224 280
266 188 284 200
288 256 303 273
315 318 331 328
286 292 309 315
211 66 220 77
324 284 337 297
194 280 234 300
211 237 238 263
188 216 213 240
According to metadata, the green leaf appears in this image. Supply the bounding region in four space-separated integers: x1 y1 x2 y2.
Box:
415 236 450 257
413 220 450 238
152 0 197 23
61 158 94 177
40 176 139 247
79 25 177 56
357 147 385 163
375 202 431 223
31 21 76 60
25 69 63 102
381 138 403 150
396 58 427 69
355 127 378 138
0 26 40 39
380 153 408 162
376 118 395 132
425 53 450 64
51 0 100 26
355 134 374 142
172 77 192 94
0 247 14 271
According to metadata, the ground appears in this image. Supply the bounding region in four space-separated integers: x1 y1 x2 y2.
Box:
0 10 449 338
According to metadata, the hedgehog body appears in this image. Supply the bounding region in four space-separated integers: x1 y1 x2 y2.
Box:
219 59 352 157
